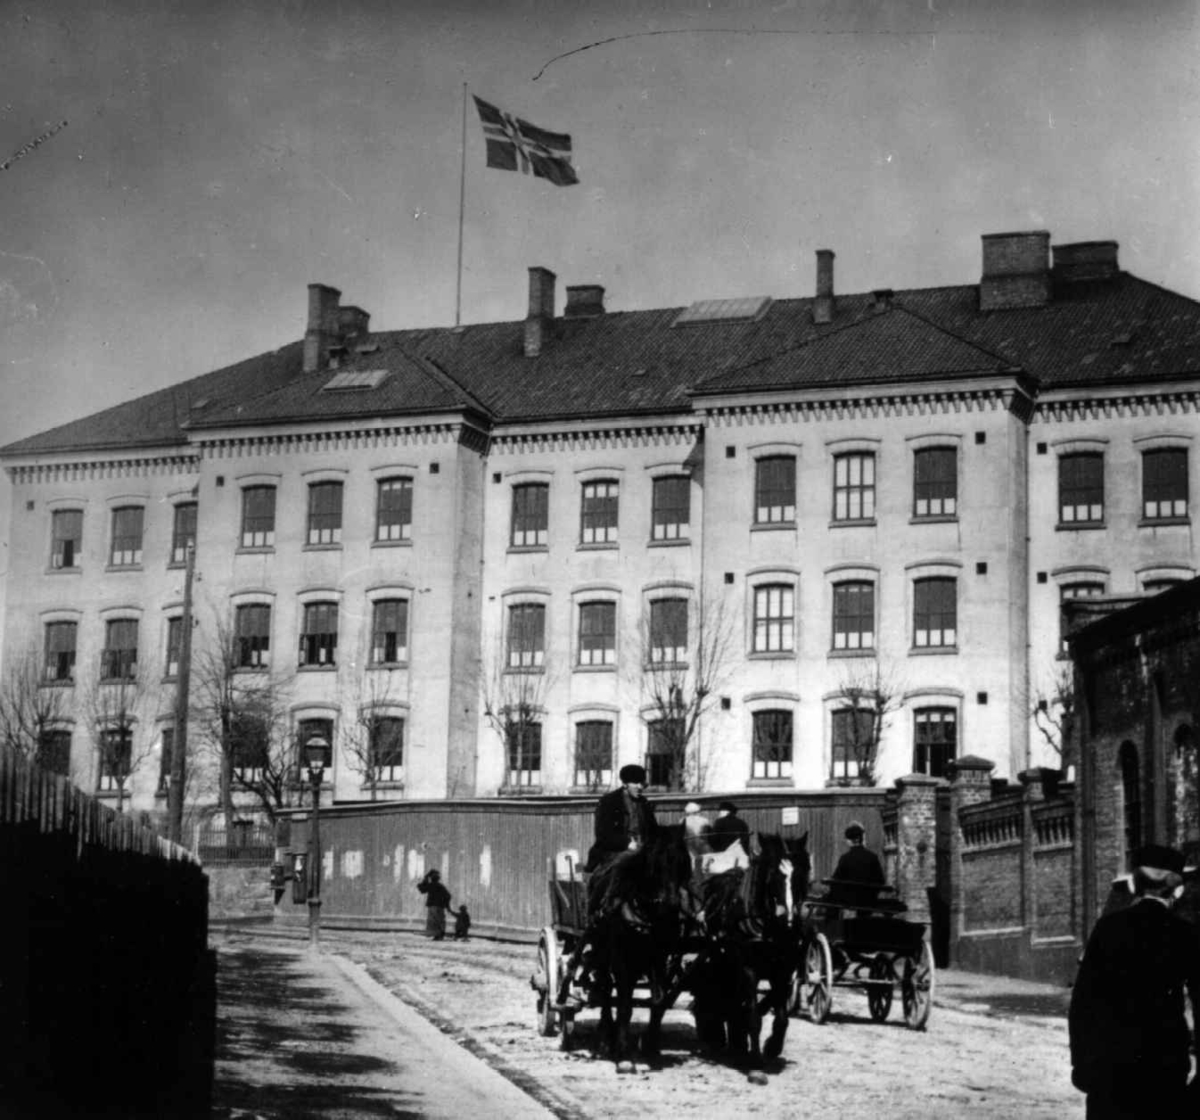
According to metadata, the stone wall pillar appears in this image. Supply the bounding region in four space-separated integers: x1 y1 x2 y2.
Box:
892 774 942 927
947 755 996 962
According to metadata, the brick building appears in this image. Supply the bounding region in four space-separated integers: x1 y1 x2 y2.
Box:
4 229 1200 822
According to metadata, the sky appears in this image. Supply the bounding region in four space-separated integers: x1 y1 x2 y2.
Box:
1 0 1199 535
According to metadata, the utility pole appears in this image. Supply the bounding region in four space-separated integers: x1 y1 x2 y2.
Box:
168 541 195 844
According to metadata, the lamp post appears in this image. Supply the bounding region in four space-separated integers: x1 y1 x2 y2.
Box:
304 737 328 952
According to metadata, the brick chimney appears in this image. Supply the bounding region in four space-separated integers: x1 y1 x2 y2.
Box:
1052 240 1119 284
304 284 342 373
979 231 1051 312
814 249 835 324
564 284 605 318
524 266 556 357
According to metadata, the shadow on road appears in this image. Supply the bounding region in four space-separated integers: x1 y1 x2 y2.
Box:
212 946 422 1120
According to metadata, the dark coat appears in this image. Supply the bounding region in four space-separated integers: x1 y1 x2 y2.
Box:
1069 897 1200 1095
706 812 750 853
586 786 657 870
418 876 451 909
833 844 886 886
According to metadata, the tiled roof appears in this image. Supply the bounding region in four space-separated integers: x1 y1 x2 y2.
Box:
6 270 1200 459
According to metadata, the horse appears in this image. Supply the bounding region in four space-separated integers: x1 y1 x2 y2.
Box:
582 824 694 1073
691 831 810 1081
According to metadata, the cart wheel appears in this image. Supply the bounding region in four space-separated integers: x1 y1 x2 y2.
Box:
867 955 894 1022
901 939 935 1030
536 929 559 1037
801 934 834 1025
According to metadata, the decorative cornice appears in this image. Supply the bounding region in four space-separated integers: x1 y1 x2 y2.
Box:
192 420 488 458
1034 390 1200 424
705 386 1032 426
491 423 703 454
6 453 199 486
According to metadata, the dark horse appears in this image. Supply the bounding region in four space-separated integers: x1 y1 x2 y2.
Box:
581 824 694 1073
692 832 810 1081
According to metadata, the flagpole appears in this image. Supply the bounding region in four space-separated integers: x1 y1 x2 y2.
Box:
455 82 468 327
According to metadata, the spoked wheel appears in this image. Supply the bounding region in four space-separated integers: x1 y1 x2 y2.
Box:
867 955 894 1022
901 939 935 1030
800 934 834 1025
535 927 560 1037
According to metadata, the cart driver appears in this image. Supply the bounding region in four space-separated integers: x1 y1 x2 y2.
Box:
584 764 658 917
828 821 886 907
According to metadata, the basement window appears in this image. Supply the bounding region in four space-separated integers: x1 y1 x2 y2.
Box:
322 369 389 391
673 296 771 327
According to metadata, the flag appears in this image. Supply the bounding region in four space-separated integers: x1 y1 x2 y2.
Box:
472 95 578 186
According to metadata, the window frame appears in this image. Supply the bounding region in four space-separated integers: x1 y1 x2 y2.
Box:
651 476 690 541
752 709 794 780
375 477 413 543
1060 580 1106 652
38 727 73 777
109 505 145 567
830 706 875 782
368 715 405 783
578 600 617 666
646 717 683 789
97 726 133 792
506 602 546 670
1058 452 1105 526
101 618 139 681
913 446 957 519
511 482 550 548
235 603 272 670
752 583 795 654
370 599 409 666
171 502 198 565
1142 447 1188 523
573 719 614 789
298 601 339 668
833 452 876 523
912 707 957 778
50 508 83 570
295 717 333 784
505 720 542 789
648 597 688 665
240 485 277 549
306 481 344 546
580 480 619 546
832 580 876 652
43 620 77 683
913 576 958 650
165 616 182 678
754 455 796 525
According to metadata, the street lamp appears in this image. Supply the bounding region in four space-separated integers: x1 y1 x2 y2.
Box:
304 737 328 952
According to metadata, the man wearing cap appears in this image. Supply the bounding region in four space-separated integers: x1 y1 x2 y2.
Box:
706 801 751 854
1069 844 1200 1117
586 763 657 873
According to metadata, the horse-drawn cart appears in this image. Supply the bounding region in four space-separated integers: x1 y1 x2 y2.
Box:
791 879 935 1030
532 868 591 1046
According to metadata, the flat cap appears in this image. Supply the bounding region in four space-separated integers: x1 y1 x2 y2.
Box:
1133 844 1185 875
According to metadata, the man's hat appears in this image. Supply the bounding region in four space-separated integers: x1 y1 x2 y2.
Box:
718 800 737 814
844 821 866 841
619 763 647 784
684 801 702 814
1133 844 1185 876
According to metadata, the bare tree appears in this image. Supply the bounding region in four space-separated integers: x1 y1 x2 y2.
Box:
0 640 72 770
482 623 554 793
831 658 906 787
85 666 153 814
633 587 737 793
1028 658 1076 770
190 609 295 822
342 669 405 801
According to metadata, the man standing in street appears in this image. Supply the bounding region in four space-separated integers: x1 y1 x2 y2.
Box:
1069 844 1199 1117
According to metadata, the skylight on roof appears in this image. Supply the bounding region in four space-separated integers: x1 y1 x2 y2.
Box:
673 296 772 327
322 369 389 391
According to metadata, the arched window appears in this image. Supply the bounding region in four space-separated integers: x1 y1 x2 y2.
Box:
1118 741 1141 871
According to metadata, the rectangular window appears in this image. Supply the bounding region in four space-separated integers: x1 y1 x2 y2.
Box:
296 717 333 781
101 619 138 681
376 477 413 542
231 714 270 783
109 506 144 567
574 720 613 789
831 708 874 782
832 582 875 651
578 601 617 666
1143 448 1188 522
833 453 876 522
651 477 690 541
370 716 405 783
914 447 957 518
507 604 545 669
158 727 173 794
38 729 73 776
50 509 83 569
235 604 271 669
647 719 683 789
506 721 542 788
97 727 133 792
307 481 344 545
913 577 957 648
171 502 197 564
43 621 77 682
581 480 619 544
241 486 276 548
753 584 795 653
755 456 796 524
165 617 182 677
299 602 338 667
649 598 688 664
752 709 793 780
370 599 409 664
511 483 549 547
913 708 957 778
1059 453 1104 524
1060 581 1105 652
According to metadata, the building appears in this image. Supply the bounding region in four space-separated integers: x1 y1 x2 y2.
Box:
4 229 1200 821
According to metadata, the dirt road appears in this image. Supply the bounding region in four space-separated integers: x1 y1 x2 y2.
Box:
274 929 1085 1120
